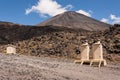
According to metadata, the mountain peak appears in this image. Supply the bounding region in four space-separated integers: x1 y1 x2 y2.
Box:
63 11 78 14
38 11 111 31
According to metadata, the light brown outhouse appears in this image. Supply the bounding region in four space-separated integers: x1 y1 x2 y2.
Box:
74 42 90 65
6 45 16 54
90 41 107 67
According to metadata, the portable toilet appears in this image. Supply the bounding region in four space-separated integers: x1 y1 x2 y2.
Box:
6 45 16 54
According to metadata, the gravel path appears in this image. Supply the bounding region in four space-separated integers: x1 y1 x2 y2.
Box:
0 54 119 80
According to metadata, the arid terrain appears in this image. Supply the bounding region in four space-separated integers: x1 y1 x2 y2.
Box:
0 23 120 62
0 53 120 80
0 11 120 80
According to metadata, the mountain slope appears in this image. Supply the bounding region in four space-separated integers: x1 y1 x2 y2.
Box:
0 21 88 44
0 21 120 62
38 11 111 31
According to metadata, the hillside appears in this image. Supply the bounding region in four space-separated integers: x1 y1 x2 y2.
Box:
38 11 111 31
0 21 31 44
0 21 88 45
0 21 120 62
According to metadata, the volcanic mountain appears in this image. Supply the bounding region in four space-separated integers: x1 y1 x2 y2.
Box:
38 11 111 31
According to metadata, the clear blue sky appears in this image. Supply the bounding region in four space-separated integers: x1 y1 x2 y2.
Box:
0 0 120 25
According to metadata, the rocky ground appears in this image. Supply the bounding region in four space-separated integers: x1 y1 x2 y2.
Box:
0 53 120 80
0 22 120 69
0 25 120 62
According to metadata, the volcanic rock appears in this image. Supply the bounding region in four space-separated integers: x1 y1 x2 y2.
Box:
0 21 119 62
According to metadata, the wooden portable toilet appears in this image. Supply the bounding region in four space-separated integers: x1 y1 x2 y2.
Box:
74 42 90 65
90 41 107 67
6 45 16 54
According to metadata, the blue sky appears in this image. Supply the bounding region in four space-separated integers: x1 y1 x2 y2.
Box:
0 0 120 25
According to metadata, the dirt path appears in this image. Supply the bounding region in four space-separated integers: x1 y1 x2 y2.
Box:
0 54 119 80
